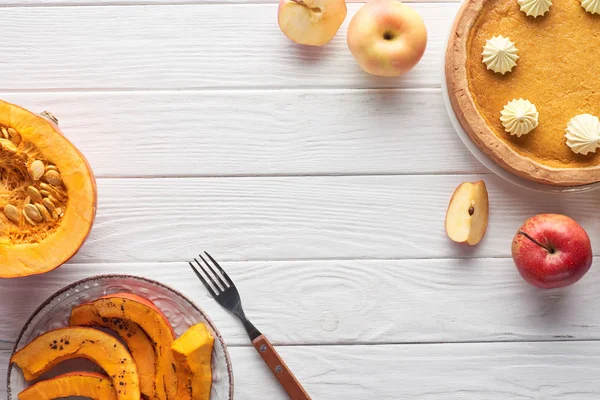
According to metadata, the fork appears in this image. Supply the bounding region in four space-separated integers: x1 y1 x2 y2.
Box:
190 252 311 400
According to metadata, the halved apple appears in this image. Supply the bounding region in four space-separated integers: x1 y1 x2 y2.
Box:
278 0 347 46
445 180 489 245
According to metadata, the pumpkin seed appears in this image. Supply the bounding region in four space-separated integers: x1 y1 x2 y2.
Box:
35 203 52 221
24 204 43 223
29 160 45 180
40 183 64 201
45 165 58 172
4 204 19 224
24 196 31 205
42 198 55 213
7 128 21 145
22 210 36 226
45 170 63 187
27 186 43 203
1 127 8 139
54 207 64 218
0 139 17 153
40 190 51 197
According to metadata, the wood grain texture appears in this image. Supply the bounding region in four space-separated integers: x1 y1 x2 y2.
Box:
0 90 484 177
1 259 600 347
5 0 461 5
57 175 600 263
3 342 600 399
0 4 456 90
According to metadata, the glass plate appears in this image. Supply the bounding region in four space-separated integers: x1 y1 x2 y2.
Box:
441 19 600 194
7 274 233 400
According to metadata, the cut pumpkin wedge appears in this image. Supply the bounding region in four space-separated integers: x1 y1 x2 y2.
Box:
10 327 140 400
70 302 156 399
171 323 214 400
18 372 116 400
92 293 177 400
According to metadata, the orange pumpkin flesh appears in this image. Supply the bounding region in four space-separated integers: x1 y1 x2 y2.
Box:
17 372 116 400
171 323 214 400
70 302 156 399
10 327 140 400
0 100 96 277
92 293 177 400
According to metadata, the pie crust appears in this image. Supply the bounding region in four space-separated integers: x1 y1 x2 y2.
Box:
446 0 600 186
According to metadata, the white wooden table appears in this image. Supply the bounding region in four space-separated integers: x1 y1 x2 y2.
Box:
2 0 600 398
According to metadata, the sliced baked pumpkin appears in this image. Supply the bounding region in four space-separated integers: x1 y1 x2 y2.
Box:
10 327 140 400
92 293 177 400
70 302 156 399
18 372 116 400
0 100 96 278
171 323 214 400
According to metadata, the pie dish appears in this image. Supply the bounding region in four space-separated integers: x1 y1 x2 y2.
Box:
446 0 600 186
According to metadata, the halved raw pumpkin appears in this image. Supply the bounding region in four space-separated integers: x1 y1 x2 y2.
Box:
92 293 178 400
10 327 140 400
171 323 214 400
70 302 156 399
18 372 116 400
0 100 96 277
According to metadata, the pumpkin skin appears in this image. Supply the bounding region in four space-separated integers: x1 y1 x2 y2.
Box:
17 372 117 400
92 293 178 400
171 323 214 400
70 302 157 399
0 100 96 277
10 327 140 400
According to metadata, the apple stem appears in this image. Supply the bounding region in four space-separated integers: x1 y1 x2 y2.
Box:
518 231 555 254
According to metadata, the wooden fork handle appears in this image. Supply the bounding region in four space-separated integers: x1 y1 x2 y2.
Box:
252 335 311 400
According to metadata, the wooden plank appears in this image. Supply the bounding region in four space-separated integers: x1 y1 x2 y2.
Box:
0 3 456 90
43 175 600 263
0 90 484 177
1 259 600 347
5 0 461 5
3 342 600 398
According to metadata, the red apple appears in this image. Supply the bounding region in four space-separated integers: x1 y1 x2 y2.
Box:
511 214 593 289
347 0 427 76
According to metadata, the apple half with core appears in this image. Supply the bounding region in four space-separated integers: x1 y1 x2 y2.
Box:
347 0 427 76
512 214 592 289
445 181 489 246
278 0 347 46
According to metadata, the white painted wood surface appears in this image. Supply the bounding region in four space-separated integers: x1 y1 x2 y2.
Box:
2 1 599 399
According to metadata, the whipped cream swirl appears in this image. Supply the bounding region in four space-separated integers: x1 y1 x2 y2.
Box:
482 36 519 75
518 0 552 17
565 114 600 155
500 99 539 137
581 0 600 14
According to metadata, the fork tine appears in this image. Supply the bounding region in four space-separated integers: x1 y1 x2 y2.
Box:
199 253 229 289
194 257 224 293
204 252 233 286
189 261 217 297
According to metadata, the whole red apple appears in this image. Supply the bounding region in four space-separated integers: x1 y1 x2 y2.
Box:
511 214 592 289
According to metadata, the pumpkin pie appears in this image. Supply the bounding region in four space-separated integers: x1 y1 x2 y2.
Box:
446 0 600 186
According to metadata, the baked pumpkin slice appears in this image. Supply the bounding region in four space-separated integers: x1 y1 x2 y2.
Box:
17 372 117 400
0 100 96 277
70 302 157 399
92 293 178 400
10 327 140 400
171 323 214 400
